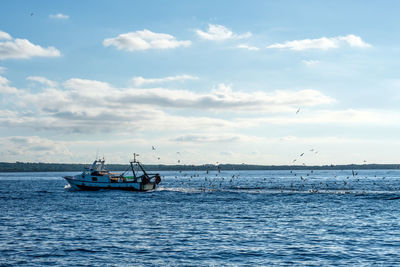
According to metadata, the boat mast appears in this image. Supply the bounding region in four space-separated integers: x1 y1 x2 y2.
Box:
131 153 149 178
137 161 149 178
130 153 138 179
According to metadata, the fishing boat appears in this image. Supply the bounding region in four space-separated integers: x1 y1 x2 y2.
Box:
63 154 161 191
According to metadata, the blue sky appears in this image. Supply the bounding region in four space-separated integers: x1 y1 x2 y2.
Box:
1 0 400 165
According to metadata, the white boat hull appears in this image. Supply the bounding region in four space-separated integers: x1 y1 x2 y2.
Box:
63 176 157 191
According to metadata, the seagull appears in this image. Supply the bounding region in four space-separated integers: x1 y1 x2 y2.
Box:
152 146 156 150
296 108 300 114
300 153 304 157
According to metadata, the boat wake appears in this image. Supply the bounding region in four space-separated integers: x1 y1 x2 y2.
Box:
157 187 205 193
157 185 400 196
64 184 79 191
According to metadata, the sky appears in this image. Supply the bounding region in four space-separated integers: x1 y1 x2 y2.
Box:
1 0 400 165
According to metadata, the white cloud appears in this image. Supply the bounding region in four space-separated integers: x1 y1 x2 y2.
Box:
0 75 19 94
196 24 252 41
63 78 112 94
27 76 58 87
267 34 371 51
103 30 191 51
0 76 335 134
237 44 259 51
49 13 69 20
0 136 71 161
132 74 199 87
239 109 400 126
337 35 371 48
0 30 61 59
112 83 334 112
0 31 11 40
302 60 320 66
171 133 242 143
3 74 400 165
3 78 233 133
58 79 334 113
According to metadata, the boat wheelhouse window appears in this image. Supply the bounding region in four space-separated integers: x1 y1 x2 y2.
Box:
92 177 98 181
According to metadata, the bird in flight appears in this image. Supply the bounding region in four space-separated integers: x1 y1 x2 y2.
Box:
152 146 156 150
296 108 300 114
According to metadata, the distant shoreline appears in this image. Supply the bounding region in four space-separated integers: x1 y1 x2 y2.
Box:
0 162 399 172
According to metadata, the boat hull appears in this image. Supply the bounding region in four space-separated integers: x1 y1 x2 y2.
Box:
63 176 157 191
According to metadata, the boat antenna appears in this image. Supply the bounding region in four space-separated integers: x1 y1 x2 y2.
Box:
133 153 139 163
130 153 140 179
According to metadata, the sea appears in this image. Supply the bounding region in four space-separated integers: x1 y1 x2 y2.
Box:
1 169 400 266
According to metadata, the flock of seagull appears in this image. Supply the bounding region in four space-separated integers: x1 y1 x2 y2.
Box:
163 167 398 194
161 166 398 194
148 108 393 194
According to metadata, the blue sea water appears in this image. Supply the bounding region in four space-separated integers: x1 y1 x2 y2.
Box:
1 169 400 266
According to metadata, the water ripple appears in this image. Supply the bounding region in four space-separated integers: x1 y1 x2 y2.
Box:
1 170 400 265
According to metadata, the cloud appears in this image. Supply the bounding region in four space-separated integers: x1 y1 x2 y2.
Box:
63 78 112 93
237 44 259 51
27 76 58 87
61 79 334 113
103 30 191 51
0 106 233 134
131 74 199 87
0 30 61 59
0 75 336 134
171 134 241 143
49 13 69 20
196 24 252 41
239 109 400 126
0 75 19 94
0 136 71 161
110 83 334 112
302 60 320 66
337 35 371 48
4 75 400 165
3 78 234 133
0 31 11 40
267 34 371 51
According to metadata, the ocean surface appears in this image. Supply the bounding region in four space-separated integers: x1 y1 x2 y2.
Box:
1 169 400 266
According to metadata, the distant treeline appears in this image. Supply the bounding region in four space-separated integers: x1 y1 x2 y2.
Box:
0 162 399 172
